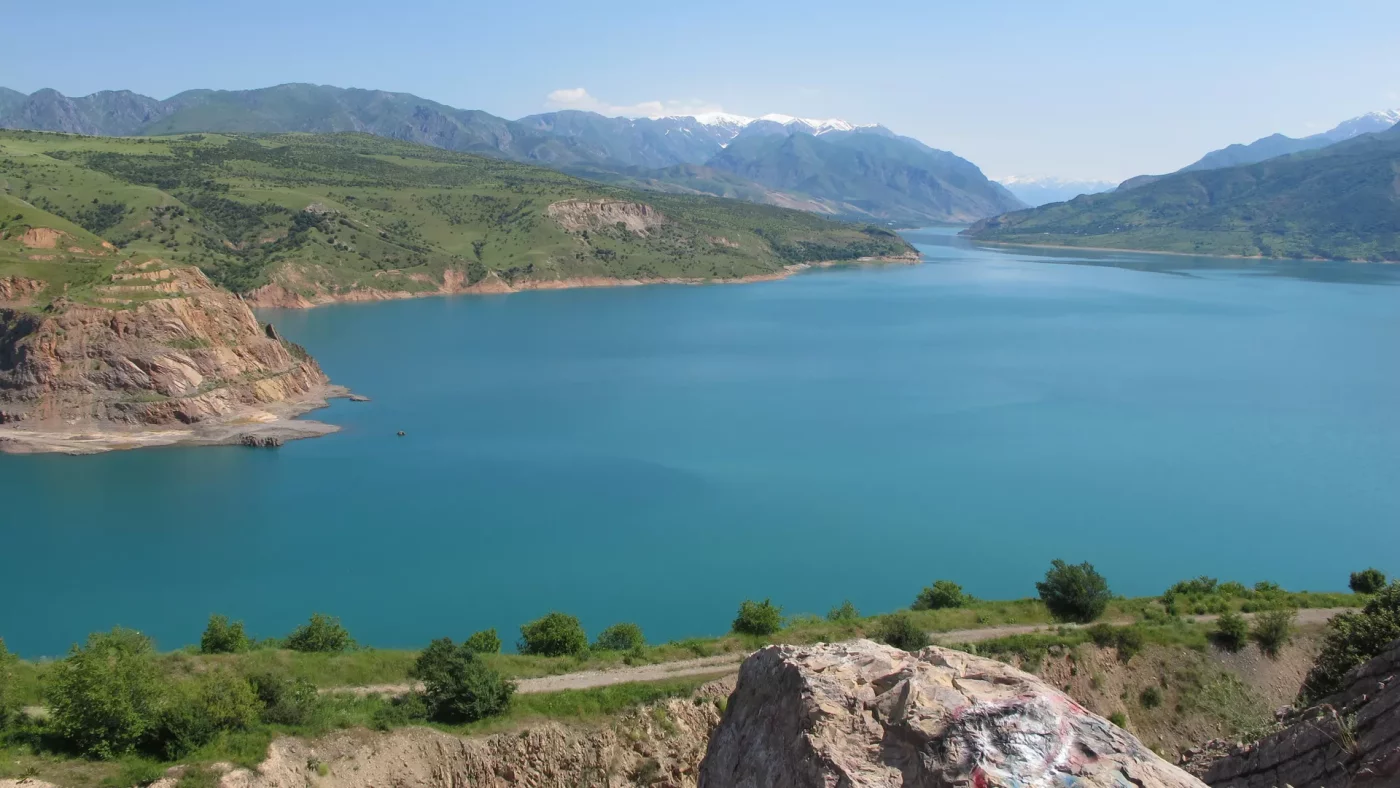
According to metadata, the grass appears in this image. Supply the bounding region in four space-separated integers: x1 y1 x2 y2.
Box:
0 129 913 307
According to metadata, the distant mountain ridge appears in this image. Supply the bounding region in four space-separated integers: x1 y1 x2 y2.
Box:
965 121 1400 261
994 176 1117 207
0 83 1023 224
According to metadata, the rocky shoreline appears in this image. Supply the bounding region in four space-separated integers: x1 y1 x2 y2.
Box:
244 254 924 309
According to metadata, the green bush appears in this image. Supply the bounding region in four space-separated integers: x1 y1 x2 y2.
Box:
47 629 164 759
0 638 14 729
1213 611 1249 652
1139 686 1163 709
1107 711 1128 728
411 638 515 723
284 614 354 653
1086 623 1143 662
1252 609 1296 657
731 599 784 636
912 580 970 610
248 672 321 726
463 628 502 654
370 693 428 731
874 612 929 652
1036 560 1112 623
594 623 646 652
1350 568 1387 595
518 612 588 657
199 614 250 655
1300 581 1400 704
151 670 259 759
826 600 860 622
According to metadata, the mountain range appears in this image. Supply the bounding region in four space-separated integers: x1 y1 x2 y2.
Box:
0 83 1024 225
993 176 1118 207
964 120 1400 261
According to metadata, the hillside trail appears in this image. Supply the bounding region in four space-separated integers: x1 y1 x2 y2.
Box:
328 607 1353 697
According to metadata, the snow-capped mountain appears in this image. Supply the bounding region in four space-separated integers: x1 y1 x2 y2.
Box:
1180 108 1400 173
1321 109 1400 142
680 112 870 138
993 176 1117 207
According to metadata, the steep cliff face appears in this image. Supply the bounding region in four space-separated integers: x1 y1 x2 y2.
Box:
1203 638 1400 788
0 261 341 453
699 640 1205 788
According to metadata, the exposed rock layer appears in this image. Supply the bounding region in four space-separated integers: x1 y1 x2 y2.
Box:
1204 638 1400 788
699 640 1205 788
0 264 340 452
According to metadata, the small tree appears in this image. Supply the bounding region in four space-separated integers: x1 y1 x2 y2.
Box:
1350 568 1387 595
199 614 250 654
47 628 164 759
411 638 515 723
248 672 321 726
463 628 502 654
1036 560 1112 623
594 623 645 652
732 599 784 636
1300 581 1400 703
874 612 929 652
1213 611 1249 652
826 600 860 623
912 580 970 610
1252 609 1296 657
285 614 354 653
150 669 260 759
518 613 587 657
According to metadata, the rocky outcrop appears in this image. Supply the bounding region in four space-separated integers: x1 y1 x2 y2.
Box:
1203 638 1400 788
546 198 667 236
0 276 44 305
699 640 1204 788
0 263 343 453
214 681 730 788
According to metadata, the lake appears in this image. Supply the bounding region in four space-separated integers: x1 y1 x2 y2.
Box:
3 228 1398 657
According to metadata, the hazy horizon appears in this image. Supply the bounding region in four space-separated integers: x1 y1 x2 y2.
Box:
5 0 1398 182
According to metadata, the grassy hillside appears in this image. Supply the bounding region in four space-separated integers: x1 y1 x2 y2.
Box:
0 130 912 304
964 125 1400 261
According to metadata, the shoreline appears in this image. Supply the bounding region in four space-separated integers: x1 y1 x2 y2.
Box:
966 238 1389 264
244 253 924 309
0 384 352 456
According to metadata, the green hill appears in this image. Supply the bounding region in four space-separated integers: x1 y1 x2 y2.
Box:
0 130 914 306
964 125 1400 261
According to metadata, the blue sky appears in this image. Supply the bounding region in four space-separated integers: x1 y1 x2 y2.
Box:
5 0 1398 181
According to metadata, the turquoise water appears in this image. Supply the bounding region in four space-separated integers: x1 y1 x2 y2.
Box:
4 228 1399 658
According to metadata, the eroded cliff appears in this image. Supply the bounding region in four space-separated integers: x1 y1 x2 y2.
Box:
0 261 343 453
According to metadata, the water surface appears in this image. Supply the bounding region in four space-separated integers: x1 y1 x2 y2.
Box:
4 228 1398 657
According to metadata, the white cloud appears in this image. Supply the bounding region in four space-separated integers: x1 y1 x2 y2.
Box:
543 88 724 119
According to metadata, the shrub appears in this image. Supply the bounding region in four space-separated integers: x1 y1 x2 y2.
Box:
1107 711 1128 728
912 580 970 610
594 623 645 652
1139 686 1163 709
874 612 929 652
47 629 164 759
826 600 860 622
0 638 14 729
1036 560 1112 623
1350 568 1387 595
199 614 250 654
284 614 354 653
247 672 321 726
411 638 515 723
1252 609 1296 657
463 628 502 654
1087 623 1143 662
731 599 784 636
1300 581 1400 704
150 670 259 759
518 613 588 657
370 693 428 731
1213 611 1249 652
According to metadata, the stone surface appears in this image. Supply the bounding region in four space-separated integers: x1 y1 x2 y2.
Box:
698 639 1205 787
1204 638 1400 788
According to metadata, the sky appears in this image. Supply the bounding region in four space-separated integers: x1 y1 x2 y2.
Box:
4 0 1399 182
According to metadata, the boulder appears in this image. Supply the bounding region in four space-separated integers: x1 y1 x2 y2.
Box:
1203 638 1400 788
699 639 1204 787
